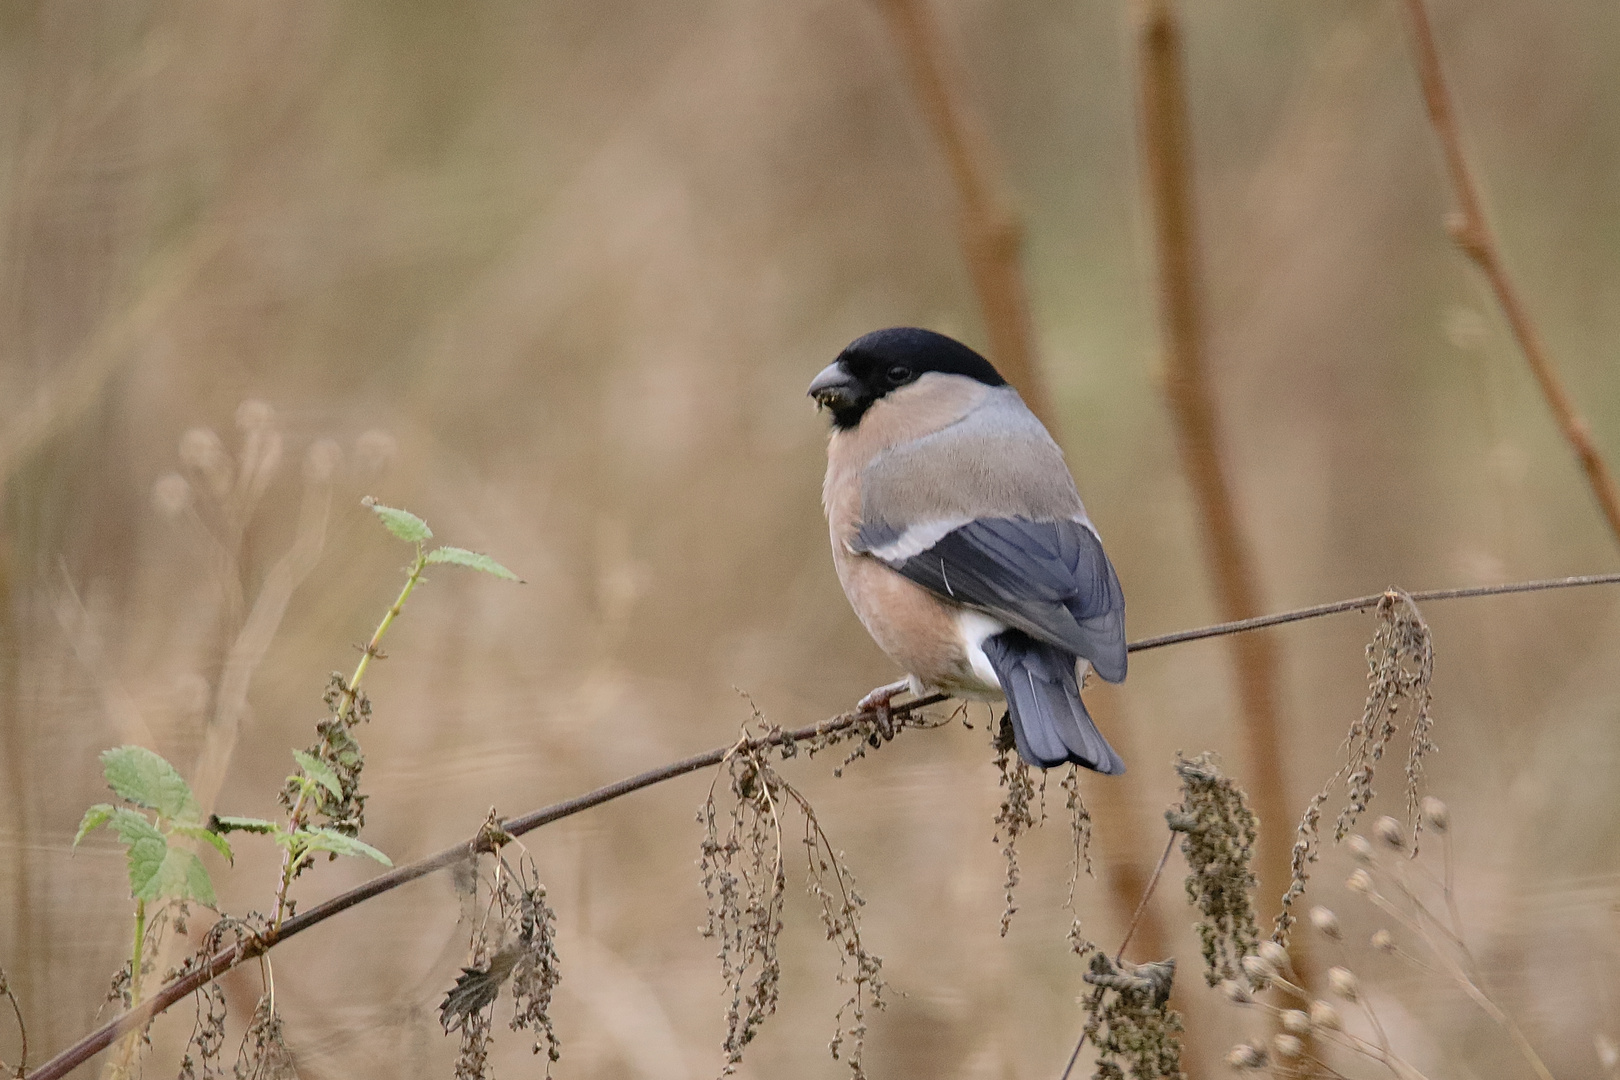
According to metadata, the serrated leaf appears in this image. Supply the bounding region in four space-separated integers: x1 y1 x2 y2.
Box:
172 822 233 864
302 827 391 866
139 846 215 905
102 746 200 822
209 814 280 835
108 807 164 847
425 546 522 582
439 944 523 1031
183 851 216 905
367 501 432 543
119 819 168 900
75 804 115 847
293 750 343 797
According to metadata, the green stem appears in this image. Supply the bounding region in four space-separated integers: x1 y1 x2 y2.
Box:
269 545 428 931
128 899 146 1008
341 543 426 722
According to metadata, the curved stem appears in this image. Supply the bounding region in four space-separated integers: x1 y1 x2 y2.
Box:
269 546 428 931
1114 833 1176 964
1397 0 1620 547
29 571 1620 1080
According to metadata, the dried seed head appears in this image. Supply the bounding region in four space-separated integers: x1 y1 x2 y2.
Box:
1241 954 1275 985
153 472 193 517
178 427 233 498
1310 1000 1342 1031
1374 816 1405 849
1347 834 1373 862
1225 1043 1268 1070
304 439 343 483
1271 1033 1304 1061
1420 796 1450 834
1170 752 1260 986
354 429 399 474
1309 906 1341 940
1257 940 1290 972
1218 979 1252 1004
1596 1032 1618 1070
179 427 226 472
1371 929 1395 954
1328 966 1359 1001
236 399 275 432
1281 1009 1311 1035
1346 868 1374 895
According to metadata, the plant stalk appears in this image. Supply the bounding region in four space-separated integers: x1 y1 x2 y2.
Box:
1397 0 1620 548
269 545 428 930
30 571 1620 1080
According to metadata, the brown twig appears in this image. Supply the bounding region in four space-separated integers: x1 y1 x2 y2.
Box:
1057 831 1178 1080
875 0 1053 426
1398 0 1620 547
1136 0 1296 959
26 571 1620 1080
0 964 25 1078
1114 833 1178 965
1127 572 1620 653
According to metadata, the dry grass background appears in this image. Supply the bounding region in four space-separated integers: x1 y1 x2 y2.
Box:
3 1 1620 1077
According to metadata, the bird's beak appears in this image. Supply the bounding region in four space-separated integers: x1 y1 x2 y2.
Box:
808 362 859 411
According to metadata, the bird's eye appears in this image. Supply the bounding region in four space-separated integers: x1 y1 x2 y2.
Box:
885 365 912 385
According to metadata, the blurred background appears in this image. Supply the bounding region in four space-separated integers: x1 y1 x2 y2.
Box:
3 1 1620 1077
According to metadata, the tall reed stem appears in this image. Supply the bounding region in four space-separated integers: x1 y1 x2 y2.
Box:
1398 0 1620 549
1135 0 1296 950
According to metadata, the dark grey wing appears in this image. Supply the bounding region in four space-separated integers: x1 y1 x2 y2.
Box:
862 517 1127 682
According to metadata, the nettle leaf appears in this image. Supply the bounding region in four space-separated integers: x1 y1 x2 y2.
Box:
140 846 215 906
172 822 233 864
209 814 279 835
74 804 115 847
302 827 391 866
102 745 200 822
425 546 522 582
293 750 343 797
109 807 164 847
439 945 523 1031
367 501 432 544
116 815 169 900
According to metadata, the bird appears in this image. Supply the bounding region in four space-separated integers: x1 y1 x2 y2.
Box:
809 327 1127 774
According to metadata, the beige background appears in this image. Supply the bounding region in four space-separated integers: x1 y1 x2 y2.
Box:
3 2 1619 1077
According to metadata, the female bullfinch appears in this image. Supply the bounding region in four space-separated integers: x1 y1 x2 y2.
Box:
810 327 1127 773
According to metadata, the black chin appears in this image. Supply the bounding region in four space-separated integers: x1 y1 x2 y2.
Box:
826 399 873 430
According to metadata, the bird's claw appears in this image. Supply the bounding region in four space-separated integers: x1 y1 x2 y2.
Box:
857 679 911 742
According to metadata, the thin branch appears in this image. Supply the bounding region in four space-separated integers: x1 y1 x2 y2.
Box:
22 701 936 1080
1114 833 1177 964
1398 0 1620 547
1136 0 1297 964
1057 831 1178 1080
25 571 1620 1080
875 0 1053 426
0 964 25 1078
1127 573 1620 653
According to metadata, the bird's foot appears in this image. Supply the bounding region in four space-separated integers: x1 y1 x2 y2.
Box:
856 679 912 742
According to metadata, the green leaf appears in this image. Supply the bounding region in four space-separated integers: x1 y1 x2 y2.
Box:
74 804 115 847
366 501 432 544
209 814 280 835
425 546 522 582
172 822 233 864
140 846 215 906
101 746 200 822
183 851 217 905
116 816 168 900
293 751 343 798
108 807 164 847
301 827 392 866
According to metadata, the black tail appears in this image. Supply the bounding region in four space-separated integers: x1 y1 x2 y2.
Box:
980 631 1125 774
